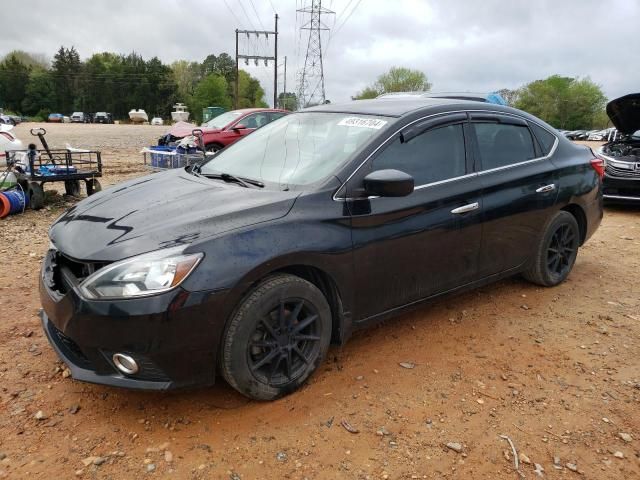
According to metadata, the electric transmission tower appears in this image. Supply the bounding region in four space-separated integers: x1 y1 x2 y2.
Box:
296 0 334 108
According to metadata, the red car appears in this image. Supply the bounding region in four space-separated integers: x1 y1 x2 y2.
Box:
167 108 289 152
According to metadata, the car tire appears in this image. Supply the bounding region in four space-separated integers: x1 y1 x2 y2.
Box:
523 211 580 287
65 180 81 197
205 143 223 153
85 179 102 196
28 183 45 210
220 274 332 401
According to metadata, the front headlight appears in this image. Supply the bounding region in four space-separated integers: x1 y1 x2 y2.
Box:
79 247 203 299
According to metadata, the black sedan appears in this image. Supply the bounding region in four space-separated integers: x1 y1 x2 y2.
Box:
40 98 604 400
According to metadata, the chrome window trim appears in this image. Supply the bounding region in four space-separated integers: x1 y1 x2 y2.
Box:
332 109 559 201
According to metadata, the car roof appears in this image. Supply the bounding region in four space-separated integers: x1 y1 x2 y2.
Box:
234 108 289 114
303 98 517 118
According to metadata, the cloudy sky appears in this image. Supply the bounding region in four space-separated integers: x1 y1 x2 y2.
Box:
2 0 639 107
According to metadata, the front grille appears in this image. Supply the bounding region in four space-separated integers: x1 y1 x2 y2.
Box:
605 163 640 179
57 253 110 283
49 250 111 294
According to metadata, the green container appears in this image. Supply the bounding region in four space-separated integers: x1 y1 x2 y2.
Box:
202 107 226 123
0 171 17 190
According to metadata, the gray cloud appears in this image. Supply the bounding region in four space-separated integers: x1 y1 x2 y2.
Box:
1 0 638 106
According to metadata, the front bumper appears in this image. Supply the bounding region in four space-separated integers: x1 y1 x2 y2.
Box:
603 175 640 202
39 248 230 390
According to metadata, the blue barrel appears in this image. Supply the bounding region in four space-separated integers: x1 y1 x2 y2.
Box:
0 189 29 218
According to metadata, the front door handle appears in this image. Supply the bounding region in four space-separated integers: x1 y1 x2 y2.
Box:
451 202 479 214
536 184 556 193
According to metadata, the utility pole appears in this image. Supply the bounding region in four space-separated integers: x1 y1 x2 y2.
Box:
282 56 287 109
273 14 278 109
234 14 279 109
297 0 334 108
234 29 239 109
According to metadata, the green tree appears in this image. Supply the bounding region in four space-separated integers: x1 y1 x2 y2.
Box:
202 53 236 85
352 86 379 100
278 91 298 111
191 74 231 123
496 88 519 106
0 54 31 112
22 70 56 116
1 50 49 71
237 70 267 108
353 66 432 99
52 46 82 113
172 60 202 102
514 75 606 130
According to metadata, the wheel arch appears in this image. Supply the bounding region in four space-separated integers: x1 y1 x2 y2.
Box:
560 203 587 245
225 259 353 347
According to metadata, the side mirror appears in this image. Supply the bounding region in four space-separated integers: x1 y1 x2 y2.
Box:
232 123 246 131
363 169 414 197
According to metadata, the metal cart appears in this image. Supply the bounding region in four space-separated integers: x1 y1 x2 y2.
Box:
5 128 102 210
142 128 214 171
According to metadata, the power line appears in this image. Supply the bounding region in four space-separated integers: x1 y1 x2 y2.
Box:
222 0 243 26
236 0 258 31
325 0 362 57
333 0 362 36
247 0 266 31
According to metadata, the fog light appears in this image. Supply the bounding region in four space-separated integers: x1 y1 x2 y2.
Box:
112 353 139 375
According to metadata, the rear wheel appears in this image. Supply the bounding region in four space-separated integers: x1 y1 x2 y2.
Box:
205 143 223 153
523 211 580 287
28 182 44 210
85 178 102 196
64 180 81 197
220 274 332 400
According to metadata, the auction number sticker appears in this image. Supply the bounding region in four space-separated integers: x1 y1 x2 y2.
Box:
337 117 388 129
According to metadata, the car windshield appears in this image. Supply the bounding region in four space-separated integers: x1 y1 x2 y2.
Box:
632 130 640 140
200 112 394 188
203 111 244 129
96 112 106 116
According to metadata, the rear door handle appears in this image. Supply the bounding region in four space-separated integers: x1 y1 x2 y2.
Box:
536 184 556 193
451 202 479 214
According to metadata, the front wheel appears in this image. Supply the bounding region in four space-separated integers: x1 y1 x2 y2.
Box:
523 211 580 287
220 274 332 400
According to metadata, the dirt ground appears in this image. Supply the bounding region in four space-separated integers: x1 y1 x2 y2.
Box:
0 124 639 479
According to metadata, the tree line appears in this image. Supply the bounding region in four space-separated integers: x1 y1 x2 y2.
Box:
0 47 275 123
354 67 609 130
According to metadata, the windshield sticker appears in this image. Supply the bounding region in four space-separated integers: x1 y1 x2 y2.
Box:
337 117 388 129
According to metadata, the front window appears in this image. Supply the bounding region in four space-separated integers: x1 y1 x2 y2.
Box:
200 112 394 188
203 111 244 129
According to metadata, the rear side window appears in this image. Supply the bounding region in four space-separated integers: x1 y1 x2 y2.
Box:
473 123 536 170
372 124 466 185
529 123 557 155
269 112 287 122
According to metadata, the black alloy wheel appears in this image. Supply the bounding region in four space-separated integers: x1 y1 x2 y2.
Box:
247 298 322 387
220 274 332 400
546 223 577 278
523 211 580 287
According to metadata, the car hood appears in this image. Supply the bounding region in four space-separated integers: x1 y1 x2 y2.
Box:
50 169 298 261
166 121 221 138
606 93 640 134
